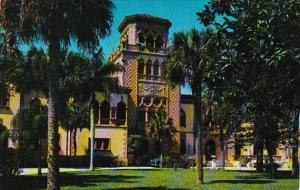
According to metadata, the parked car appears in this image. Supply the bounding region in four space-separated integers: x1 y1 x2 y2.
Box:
147 157 160 167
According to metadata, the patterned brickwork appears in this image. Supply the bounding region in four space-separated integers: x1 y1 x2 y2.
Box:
168 85 181 151
123 53 138 129
127 25 136 45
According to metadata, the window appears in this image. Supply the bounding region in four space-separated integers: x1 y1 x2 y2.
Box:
100 101 110 124
0 88 9 107
138 110 146 127
146 34 154 49
153 61 159 80
111 107 116 119
180 133 186 154
138 59 145 75
146 60 152 80
116 101 126 125
180 108 186 128
234 143 242 160
95 138 110 151
155 35 163 50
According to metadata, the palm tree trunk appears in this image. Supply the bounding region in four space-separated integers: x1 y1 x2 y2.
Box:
220 125 225 170
89 95 95 171
37 135 42 176
160 139 164 168
73 128 77 157
47 40 60 190
292 111 299 176
194 85 203 184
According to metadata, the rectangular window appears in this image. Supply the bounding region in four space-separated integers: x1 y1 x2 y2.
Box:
0 88 9 107
94 138 110 151
111 107 116 119
180 133 186 154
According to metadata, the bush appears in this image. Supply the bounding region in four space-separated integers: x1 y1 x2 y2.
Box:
239 156 252 167
0 148 21 176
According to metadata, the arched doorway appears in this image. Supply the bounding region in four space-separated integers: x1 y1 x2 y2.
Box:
205 139 216 161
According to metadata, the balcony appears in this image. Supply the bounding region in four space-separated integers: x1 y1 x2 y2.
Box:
98 118 127 127
122 44 167 55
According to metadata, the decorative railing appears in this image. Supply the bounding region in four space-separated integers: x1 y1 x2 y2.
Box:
122 44 167 54
98 118 126 127
138 74 162 81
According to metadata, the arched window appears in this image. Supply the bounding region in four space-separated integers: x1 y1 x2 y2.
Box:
180 108 186 127
138 59 145 76
155 35 163 50
153 61 159 80
116 101 126 125
146 34 154 50
100 101 110 125
146 60 152 80
138 32 145 44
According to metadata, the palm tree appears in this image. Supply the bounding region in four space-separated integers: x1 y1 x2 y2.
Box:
164 29 213 184
60 49 120 170
145 111 176 168
0 1 114 188
11 98 47 176
87 50 120 170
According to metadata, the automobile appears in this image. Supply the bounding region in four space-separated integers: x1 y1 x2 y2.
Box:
148 156 160 167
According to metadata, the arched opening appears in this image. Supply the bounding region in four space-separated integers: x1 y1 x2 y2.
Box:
138 109 146 128
138 59 145 76
138 32 145 44
146 60 152 80
100 100 110 125
155 35 163 51
180 108 186 128
205 139 216 161
116 101 126 125
153 61 159 80
146 34 154 50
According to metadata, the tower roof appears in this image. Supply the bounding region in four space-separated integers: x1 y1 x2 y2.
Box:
118 14 172 32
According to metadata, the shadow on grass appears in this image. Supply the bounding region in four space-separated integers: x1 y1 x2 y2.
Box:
209 179 275 184
0 174 143 190
103 187 189 190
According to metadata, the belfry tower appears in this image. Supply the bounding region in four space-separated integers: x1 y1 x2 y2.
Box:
109 14 180 151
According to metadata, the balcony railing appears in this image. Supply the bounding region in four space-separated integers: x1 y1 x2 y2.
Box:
122 44 167 54
98 118 127 127
138 74 162 82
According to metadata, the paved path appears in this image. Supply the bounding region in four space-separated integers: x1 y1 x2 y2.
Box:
20 167 156 175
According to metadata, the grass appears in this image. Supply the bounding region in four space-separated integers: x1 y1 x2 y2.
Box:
0 169 298 190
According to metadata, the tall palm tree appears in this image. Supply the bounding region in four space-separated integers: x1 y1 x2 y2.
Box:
145 111 176 168
1 1 114 188
164 29 212 184
87 50 120 170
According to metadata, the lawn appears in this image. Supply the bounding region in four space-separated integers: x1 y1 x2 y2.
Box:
0 169 298 190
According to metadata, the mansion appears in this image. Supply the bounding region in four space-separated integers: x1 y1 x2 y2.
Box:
0 14 297 166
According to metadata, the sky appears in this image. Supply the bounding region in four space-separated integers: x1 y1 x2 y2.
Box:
19 0 210 95
100 0 209 94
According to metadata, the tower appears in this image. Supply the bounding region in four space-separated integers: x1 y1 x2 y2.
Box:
110 14 180 152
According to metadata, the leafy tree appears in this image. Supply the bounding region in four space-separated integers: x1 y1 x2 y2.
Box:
145 111 176 168
0 1 114 188
198 0 300 176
